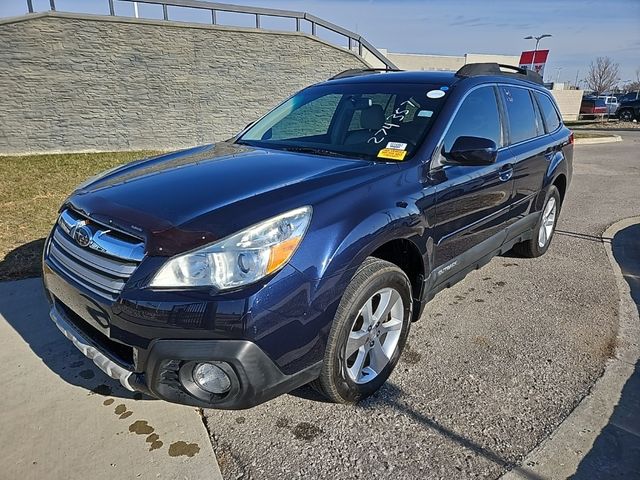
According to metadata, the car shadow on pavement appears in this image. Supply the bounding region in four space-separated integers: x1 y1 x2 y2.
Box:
572 360 640 479
555 230 613 244
0 237 45 281
0 244 151 402
571 223 640 478
357 382 545 480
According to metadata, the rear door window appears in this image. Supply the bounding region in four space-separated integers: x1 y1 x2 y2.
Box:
535 92 561 132
500 86 538 144
531 91 545 136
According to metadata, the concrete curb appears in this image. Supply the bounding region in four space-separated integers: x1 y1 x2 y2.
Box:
501 216 640 479
574 135 622 145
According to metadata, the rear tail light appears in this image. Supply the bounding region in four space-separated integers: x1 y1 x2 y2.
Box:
569 132 574 145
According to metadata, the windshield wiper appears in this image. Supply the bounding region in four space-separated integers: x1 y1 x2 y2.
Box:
280 146 345 157
280 146 370 160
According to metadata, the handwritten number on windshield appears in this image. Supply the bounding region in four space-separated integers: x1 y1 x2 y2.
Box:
367 100 416 144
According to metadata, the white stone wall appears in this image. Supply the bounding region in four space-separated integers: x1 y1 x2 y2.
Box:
550 89 584 121
0 12 368 154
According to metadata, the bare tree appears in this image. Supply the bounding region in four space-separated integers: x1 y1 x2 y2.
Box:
625 67 640 92
585 57 620 94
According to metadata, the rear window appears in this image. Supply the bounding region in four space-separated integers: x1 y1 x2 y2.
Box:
535 92 561 132
500 86 538 144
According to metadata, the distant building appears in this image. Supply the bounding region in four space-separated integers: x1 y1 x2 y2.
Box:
364 50 582 121
381 51 520 71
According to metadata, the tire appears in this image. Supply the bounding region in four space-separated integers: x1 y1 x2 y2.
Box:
619 109 634 122
512 185 561 258
312 257 412 404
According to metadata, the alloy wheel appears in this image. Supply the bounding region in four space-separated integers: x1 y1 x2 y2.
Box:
538 196 557 248
344 287 404 384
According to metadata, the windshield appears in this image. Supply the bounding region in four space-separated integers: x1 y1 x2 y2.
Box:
237 82 447 161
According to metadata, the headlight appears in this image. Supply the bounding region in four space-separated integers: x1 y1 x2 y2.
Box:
150 206 312 289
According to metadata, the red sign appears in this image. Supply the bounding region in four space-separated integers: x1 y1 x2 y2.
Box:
519 50 549 77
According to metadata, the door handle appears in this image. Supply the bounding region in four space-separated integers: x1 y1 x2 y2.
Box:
499 164 513 182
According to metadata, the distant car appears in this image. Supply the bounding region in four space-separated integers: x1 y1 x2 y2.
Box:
617 99 640 122
580 97 607 119
597 95 619 116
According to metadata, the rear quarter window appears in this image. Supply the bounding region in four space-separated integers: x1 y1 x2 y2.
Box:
535 92 561 132
500 86 538 144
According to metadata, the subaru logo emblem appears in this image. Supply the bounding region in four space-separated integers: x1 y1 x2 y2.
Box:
73 225 92 248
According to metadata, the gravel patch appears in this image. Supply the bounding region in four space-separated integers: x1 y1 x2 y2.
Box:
569 120 640 130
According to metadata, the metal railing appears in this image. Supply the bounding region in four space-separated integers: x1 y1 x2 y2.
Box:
24 0 396 69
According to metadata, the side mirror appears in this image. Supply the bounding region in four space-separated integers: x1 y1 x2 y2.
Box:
444 136 497 165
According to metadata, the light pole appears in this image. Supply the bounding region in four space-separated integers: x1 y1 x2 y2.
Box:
524 34 552 70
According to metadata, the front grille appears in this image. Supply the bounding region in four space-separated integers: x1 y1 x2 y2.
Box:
47 209 145 300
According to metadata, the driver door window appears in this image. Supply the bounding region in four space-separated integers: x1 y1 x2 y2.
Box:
442 86 503 152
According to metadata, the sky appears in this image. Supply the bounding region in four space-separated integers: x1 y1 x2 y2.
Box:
3 0 639 86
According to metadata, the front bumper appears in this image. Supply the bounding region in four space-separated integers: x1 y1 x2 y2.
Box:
49 301 320 409
42 220 333 408
50 305 138 391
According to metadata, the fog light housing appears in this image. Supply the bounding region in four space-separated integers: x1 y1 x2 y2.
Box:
192 362 231 394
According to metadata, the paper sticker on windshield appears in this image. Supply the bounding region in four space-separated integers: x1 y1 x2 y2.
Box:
427 89 446 99
378 148 407 161
386 141 407 151
417 110 433 118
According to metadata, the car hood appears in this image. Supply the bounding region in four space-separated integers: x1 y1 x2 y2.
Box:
67 142 373 256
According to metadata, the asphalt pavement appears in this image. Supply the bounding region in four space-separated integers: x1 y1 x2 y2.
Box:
203 131 640 479
1 132 637 480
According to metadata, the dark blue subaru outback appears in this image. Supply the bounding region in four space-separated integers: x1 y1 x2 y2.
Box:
43 63 573 409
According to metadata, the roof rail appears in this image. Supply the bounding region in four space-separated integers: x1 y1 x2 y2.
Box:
456 63 544 85
330 67 403 80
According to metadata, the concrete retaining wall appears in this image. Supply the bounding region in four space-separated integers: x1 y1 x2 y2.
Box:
550 89 584 121
0 12 368 155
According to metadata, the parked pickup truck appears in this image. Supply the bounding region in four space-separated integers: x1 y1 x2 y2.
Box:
617 98 640 122
43 63 573 409
580 97 607 119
